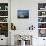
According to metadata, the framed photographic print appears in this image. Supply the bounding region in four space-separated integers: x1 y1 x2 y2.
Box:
17 10 29 19
38 3 46 10
38 17 46 22
38 23 46 28
38 29 46 37
0 11 8 16
0 23 8 37
0 17 8 22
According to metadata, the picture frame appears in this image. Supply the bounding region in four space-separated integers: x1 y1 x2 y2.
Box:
17 10 29 19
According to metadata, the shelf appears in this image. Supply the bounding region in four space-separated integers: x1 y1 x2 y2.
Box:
0 22 8 23
38 28 46 29
38 10 46 11
0 10 8 11
38 15 46 17
38 22 46 23
0 16 8 17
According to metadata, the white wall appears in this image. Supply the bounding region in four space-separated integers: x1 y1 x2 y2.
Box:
11 0 46 30
11 0 46 46
11 0 38 45
11 0 38 30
